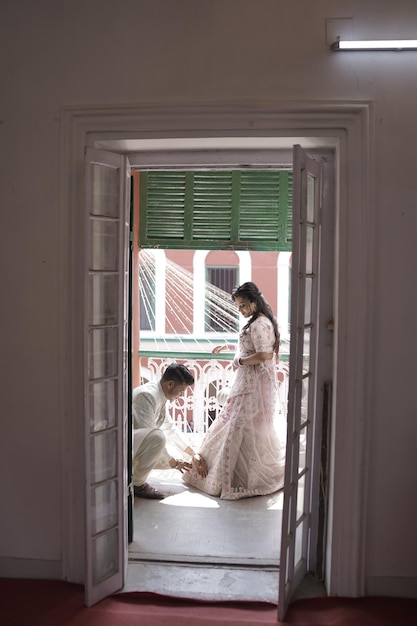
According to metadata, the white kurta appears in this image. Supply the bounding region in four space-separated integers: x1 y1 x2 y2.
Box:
132 380 190 469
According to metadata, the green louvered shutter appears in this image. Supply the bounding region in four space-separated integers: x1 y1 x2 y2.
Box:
140 170 293 251
193 172 234 241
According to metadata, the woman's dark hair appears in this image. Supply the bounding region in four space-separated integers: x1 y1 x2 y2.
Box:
232 281 280 356
162 363 195 386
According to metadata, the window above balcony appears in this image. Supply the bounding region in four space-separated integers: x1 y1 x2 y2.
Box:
139 169 293 251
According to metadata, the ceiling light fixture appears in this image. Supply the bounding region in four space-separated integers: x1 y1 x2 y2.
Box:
332 39 417 51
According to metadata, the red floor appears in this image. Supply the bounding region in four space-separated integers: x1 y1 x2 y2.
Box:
2 579 417 626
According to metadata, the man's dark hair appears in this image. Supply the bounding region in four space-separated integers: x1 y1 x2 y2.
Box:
161 363 194 386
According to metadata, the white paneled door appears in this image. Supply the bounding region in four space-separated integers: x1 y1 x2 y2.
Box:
82 143 329 611
278 145 323 620
84 148 131 606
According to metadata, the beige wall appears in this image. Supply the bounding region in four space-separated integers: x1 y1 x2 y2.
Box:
1 0 417 593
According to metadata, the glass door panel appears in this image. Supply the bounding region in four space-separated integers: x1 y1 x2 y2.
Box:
90 431 117 483
90 219 119 271
91 481 118 535
295 522 304 565
304 278 313 324
306 226 314 274
92 529 118 585
84 148 130 606
301 376 310 423
89 380 117 432
89 328 118 379
91 163 120 217
89 274 119 326
278 146 322 621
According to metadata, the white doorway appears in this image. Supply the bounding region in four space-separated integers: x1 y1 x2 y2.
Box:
86 143 334 606
61 103 372 608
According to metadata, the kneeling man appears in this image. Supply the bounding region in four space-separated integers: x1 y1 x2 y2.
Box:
132 363 205 499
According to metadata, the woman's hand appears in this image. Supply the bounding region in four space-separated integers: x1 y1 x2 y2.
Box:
212 345 225 355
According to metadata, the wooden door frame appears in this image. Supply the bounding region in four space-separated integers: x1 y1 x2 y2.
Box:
59 102 374 596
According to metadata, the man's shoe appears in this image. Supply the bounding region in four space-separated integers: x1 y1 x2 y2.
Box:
134 483 165 500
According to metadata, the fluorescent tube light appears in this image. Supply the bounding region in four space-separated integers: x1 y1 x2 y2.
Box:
332 39 417 51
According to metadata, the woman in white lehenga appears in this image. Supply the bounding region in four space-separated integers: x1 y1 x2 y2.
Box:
183 282 286 500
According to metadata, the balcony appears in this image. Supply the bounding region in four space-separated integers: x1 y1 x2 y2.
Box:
138 336 290 437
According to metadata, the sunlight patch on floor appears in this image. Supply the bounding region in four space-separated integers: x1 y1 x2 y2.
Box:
160 490 220 508
266 492 284 510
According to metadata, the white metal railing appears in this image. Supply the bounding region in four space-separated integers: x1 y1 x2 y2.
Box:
140 356 289 434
